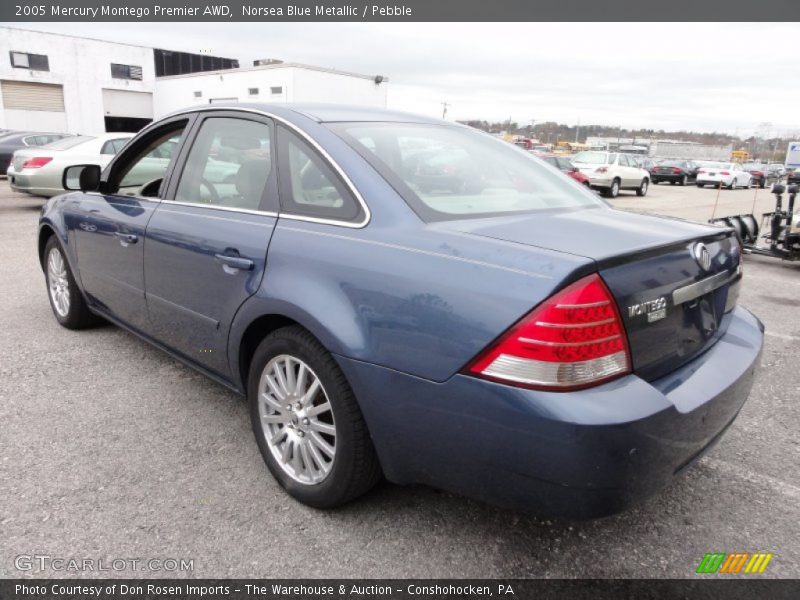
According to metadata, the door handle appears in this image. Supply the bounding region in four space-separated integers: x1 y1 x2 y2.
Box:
114 232 139 245
214 253 254 271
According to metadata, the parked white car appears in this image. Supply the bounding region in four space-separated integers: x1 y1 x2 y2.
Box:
8 133 134 197
695 162 752 189
571 151 650 198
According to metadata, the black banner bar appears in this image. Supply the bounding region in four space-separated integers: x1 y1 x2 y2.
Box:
4 0 800 22
1 580 800 600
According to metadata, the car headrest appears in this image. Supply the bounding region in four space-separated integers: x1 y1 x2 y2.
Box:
235 160 269 207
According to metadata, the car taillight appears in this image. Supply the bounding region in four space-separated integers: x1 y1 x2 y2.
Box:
465 273 631 391
672 168 682 174
595 167 608 173
22 157 52 169
720 170 730 175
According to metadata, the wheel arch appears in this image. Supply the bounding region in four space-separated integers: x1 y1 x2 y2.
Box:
235 313 301 393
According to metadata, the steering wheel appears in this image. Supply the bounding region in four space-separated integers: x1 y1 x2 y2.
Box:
139 178 163 198
198 177 220 204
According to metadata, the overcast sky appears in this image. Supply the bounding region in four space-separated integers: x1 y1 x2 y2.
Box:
10 22 800 136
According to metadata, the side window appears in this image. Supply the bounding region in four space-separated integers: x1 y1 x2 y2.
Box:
619 155 630 167
277 126 362 222
608 153 618 165
101 139 129 155
110 121 188 198
175 117 272 210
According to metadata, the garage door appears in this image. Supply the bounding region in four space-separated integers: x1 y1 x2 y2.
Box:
102 89 153 119
0 80 65 111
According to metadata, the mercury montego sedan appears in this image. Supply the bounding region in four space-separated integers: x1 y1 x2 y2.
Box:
38 104 763 518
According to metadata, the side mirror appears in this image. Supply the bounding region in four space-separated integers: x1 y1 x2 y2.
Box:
63 164 101 192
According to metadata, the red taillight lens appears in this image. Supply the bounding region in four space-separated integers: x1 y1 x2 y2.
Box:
22 157 52 169
465 274 631 391
720 170 730 175
672 167 682 174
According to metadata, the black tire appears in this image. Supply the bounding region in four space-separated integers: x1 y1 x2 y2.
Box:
669 180 676 185
727 178 737 190
652 179 660 185
697 183 705 188
43 236 99 329
679 175 687 186
603 179 620 198
636 178 649 197
759 179 766 189
248 325 381 508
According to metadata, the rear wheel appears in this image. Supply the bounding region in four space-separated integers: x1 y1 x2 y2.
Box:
759 179 766 189
43 236 98 329
636 178 649 197
697 183 705 188
679 175 687 186
248 326 381 508
604 179 620 198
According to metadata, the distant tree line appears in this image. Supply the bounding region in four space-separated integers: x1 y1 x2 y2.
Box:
459 119 798 160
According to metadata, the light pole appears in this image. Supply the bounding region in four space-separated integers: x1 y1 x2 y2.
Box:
441 102 450 120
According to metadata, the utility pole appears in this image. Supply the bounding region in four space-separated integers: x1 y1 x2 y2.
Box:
441 102 450 120
575 118 580 143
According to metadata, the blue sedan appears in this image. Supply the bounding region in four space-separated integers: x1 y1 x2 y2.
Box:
38 104 763 518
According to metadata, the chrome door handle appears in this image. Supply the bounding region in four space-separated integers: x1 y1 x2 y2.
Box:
214 253 254 271
114 232 138 245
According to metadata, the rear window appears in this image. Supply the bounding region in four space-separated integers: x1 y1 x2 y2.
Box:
572 151 609 164
42 136 94 150
329 122 603 222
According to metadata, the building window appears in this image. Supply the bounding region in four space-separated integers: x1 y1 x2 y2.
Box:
248 87 259 96
194 91 203 98
270 86 283 95
110 63 143 80
10 51 49 71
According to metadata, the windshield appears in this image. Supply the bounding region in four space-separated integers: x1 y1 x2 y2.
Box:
572 151 609 164
329 122 604 221
43 136 94 150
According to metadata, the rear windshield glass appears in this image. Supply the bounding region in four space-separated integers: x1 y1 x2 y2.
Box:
43 136 94 150
572 151 609 164
329 122 603 221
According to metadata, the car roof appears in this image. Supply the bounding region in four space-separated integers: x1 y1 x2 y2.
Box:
167 102 451 126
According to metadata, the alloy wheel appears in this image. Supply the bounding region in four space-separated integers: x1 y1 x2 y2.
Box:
47 248 70 318
258 354 336 485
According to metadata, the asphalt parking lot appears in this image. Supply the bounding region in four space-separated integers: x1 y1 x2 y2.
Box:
0 180 798 579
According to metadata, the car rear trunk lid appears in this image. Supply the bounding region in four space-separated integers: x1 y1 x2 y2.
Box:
439 207 742 381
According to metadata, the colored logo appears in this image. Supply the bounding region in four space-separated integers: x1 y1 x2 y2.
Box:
696 552 774 574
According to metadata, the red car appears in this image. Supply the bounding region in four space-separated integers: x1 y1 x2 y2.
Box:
538 153 591 187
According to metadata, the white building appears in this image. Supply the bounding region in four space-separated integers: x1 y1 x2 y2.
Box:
0 28 157 134
0 28 388 135
153 61 388 118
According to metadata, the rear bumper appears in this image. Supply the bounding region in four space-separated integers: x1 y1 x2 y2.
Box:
652 173 688 181
337 306 763 518
7 171 60 197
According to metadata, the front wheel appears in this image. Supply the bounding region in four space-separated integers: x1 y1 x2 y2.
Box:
43 236 99 329
248 326 381 508
727 178 737 190
636 178 649 197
